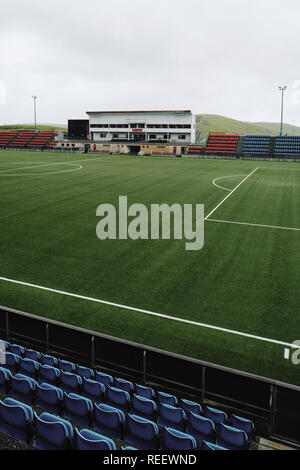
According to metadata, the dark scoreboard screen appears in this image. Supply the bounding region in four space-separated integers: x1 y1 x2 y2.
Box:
68 119 89 140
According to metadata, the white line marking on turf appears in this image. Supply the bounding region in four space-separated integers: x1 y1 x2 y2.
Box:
205 167 259 220
207 218 300 232
0 275 298 349
212 175 248 192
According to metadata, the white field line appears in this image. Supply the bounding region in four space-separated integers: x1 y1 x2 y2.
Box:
0 275 298 349
207 218 300 232
212 174 248 192
205 167 259 220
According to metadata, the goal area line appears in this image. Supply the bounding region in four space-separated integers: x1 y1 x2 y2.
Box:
0 275 297 350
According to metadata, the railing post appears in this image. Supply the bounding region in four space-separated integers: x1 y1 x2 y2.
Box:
5 311 9 341
202 366 206 403
45 323 49 354
143 350 147 384
269 384 277 437
91 336 95 369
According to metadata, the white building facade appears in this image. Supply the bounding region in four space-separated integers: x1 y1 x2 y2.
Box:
87 110 196 144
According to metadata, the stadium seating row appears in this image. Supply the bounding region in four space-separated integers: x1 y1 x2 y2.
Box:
0 340 255 450
205 134 240 155
0 131 56 149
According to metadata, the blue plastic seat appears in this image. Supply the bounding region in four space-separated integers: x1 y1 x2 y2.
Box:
134 384 155 400
95 371 113 387
180 398 202 416
24 348 41 362
19 357 40 379
131 394 157 421
187 412 216 443
204 406 227 429
115 377 134 394
58 359 76 373
0 397 34 444
157 391 178 407
41 354 58 368
158 403 186 431
76 364 94 380
105 385 130 414
36 382 63 414
217 424 248 450
202 441 228 450
160 427 197 450
10 344 25 357
230 414 255 441
94 402 125 439
34 412 74 450
60 371 82 394
125 414 159 450
63 392 93 426
39 364 61 386
82 377 105 403
75 428 116 450
0 366 12 394
11 373 36 404
4 352 20 373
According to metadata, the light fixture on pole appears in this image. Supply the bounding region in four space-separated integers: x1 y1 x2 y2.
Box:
32 96 37 133
278 86 287 136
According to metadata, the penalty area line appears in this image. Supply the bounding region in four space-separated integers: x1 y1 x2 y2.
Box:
0 275 297 350
207 218 300 232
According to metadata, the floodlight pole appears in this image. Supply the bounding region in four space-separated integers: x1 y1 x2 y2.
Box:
32 96 37 133
278 86 287 136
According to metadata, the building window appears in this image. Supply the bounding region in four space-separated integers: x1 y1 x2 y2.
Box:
100 133 107 138
178 135 186 140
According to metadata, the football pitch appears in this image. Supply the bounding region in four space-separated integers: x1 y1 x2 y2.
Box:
0 151 300 385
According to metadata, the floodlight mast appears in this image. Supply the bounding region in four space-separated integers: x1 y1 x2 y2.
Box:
278 86 287 137
32 96 37 133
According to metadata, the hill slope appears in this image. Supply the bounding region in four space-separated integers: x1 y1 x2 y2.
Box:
196 114 300 139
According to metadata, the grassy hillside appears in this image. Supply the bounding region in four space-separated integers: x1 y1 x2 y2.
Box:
196 114 300 139
0 124 66 132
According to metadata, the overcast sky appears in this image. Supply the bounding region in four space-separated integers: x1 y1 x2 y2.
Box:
1 0 300 125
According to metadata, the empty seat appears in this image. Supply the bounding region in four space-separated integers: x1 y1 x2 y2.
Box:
76 365 94 380
39 364 61 386
10 344 25 356
63 393 93 426
114 377 134 394
180 399 202 416
36 382 63 414
95 371 113 387
11 373 36 404
34 412 74 450
157 391 178 407
19 357 40 379
131 394 157 421
75 428 116 450
217 424 248 450
201 441 228 450
58 359 76 373
60 371 82 394
160 427 197 450
125 414 159 450
0 397 34 444
5 352 20 373
94 402 125 439
230 414 255 441
0 366 12 394
24 349 41 362
158 403 186 432
204 406 227 428
186 413 216 443
41 354 58 367
82 377 105 403
134 384 155 400
105 385 130 414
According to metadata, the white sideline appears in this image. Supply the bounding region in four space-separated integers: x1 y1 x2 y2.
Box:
0 275 298 350
207 218 300 232
205 167 259 220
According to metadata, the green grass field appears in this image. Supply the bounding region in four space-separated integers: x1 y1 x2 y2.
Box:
0 151 300 385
